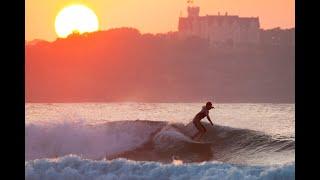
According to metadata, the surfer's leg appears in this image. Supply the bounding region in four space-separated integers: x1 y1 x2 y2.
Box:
198 123 207 139
192 121 204 140
200 123 206 133
191 132 199 140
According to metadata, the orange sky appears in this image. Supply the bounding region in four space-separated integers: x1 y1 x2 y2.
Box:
26 0 295 41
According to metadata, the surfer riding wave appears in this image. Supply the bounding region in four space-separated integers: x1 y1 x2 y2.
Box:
191 102 214 140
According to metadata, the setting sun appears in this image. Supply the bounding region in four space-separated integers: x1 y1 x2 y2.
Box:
55 4 99 38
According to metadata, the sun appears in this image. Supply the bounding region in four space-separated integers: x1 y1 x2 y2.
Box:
55 4 99 38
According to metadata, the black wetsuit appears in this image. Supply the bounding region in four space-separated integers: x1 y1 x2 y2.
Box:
193 106 209 132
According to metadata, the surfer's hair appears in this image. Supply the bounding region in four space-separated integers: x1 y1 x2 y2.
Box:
206 102 213 109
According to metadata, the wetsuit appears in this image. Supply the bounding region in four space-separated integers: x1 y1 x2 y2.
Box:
193 106 209 133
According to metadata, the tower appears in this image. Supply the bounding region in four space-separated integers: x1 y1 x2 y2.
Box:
187 6 200 17
187 0 199 18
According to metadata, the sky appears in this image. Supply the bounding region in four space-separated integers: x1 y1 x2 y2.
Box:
26 0 295 41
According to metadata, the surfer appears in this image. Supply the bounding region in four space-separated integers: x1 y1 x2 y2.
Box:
191 102 214 140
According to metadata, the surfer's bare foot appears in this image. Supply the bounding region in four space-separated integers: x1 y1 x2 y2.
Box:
193 132 205 141
192 133 200 140
192 134 201 141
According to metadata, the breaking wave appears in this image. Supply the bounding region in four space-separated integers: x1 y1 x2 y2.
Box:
26 120 294 165
25 155 295 180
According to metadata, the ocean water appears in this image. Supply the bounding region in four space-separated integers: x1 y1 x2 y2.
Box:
25 103 295 179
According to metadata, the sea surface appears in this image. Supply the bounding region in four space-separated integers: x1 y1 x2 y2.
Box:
25 103 295 180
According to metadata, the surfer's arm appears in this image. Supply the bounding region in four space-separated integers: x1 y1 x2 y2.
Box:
207 115 213 126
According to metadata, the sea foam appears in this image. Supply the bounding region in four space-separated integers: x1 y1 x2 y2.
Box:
25 155 294 180
26 120 164 160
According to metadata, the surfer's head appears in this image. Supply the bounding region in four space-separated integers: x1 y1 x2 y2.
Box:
206 101 214 110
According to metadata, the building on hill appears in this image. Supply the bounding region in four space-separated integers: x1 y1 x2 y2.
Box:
178 5 260 47
260 27 295 47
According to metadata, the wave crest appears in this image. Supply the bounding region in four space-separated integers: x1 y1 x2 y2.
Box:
26 120 294 165
26 155 295 180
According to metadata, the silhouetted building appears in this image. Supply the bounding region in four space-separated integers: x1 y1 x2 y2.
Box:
178 6 260 47
260 27 295 47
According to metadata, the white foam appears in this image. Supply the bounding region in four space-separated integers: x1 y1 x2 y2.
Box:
153 125 195 152
25 121 163 160
25 155 295 180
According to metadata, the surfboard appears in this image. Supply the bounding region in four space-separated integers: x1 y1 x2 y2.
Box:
170 126 212 145
184 136 212 145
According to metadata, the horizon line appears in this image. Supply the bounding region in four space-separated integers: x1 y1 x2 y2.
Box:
26 25 296 42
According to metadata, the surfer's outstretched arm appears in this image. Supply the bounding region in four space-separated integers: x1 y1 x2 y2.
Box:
207 115 213 126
